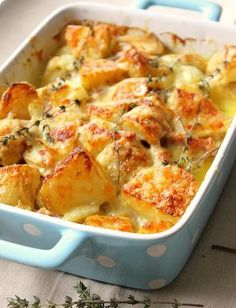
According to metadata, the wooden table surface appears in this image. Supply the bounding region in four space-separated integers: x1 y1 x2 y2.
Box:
0 1 236 307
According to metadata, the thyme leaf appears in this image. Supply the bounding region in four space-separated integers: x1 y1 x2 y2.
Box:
51 77 66 91
73 56 85 71
211 244 236 255
0 99 83 147
198 66 223 96
7 281 204 307
161 160 170 166
149 57 160 68
190 147 219 170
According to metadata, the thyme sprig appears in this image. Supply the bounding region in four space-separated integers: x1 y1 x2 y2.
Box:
211 244 236 255
73 56 85 71
190 146 219 170
175 115 192 170
146 74 176 104
0 99 81 146
7 281 204 308
198 65 224 97
149 56 160 68
51 77 66 91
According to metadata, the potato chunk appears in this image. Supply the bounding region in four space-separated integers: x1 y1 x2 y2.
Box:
121 165 198 222
38 147 116 221
207 46 236 110
0 165 41 210
38 81 88 108
65 24 118 59
168 88 228 138
85 215 134 232
207 45 236 85
118 27 165 55
173 65 204 88
80 59 128 91
41 54 77 85
160 53 207 72
24 142 59 176
97 132 152 186
117 47 166 78
112 78 149 101
0 82 39 120
0 119 27 166
120 103 172 145
78 119 115 156
65 25 90 51
24 119 79 176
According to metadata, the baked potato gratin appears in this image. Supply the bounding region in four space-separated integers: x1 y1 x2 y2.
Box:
0 20 235 234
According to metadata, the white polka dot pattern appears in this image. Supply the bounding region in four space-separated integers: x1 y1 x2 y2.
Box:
148 278 166 289
147 244 167 257
23 223 41 236
96 255 116 268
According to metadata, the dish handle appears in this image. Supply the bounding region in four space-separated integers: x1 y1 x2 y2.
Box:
136 0 222 21
0 229 85 268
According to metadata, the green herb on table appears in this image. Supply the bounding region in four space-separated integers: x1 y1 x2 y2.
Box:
7 281 204 308
211 244 236 255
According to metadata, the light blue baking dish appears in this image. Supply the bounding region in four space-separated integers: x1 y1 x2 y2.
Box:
0 1 235 290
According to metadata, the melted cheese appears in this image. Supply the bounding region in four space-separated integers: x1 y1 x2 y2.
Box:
0 165 41 210
38 147 116 221
0 20 235 234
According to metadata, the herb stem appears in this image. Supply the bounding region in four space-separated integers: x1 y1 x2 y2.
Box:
191 146 219 169
211 244 236 255
0 99 82 146
7 281 204 308
55 300 204 307
7 298 204 307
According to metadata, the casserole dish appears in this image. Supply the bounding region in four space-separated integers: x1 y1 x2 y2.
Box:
0 1 236 290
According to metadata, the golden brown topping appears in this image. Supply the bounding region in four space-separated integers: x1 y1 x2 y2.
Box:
85 215 134 232
0 165 41 210
38 147 116 220
65 24 118 59
0 119 27 166
118 27 165 55
0 82 39 120
122 165 198 218
168 88 228 138
0 20 231 234
138 221 174 234
120 103 172 145
97 133 152 186
80 59 128 90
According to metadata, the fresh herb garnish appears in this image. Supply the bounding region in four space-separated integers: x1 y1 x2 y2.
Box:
73 56 85 71
0 99 82 147
149 56 160 68
7 281 204 307
211 244 236 255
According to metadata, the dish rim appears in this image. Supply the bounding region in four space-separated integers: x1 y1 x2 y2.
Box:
0 2 235 241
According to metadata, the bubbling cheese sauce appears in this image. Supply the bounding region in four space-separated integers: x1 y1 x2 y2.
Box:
0 20 235 234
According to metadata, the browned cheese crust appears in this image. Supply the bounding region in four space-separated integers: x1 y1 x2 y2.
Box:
0 20 233 233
